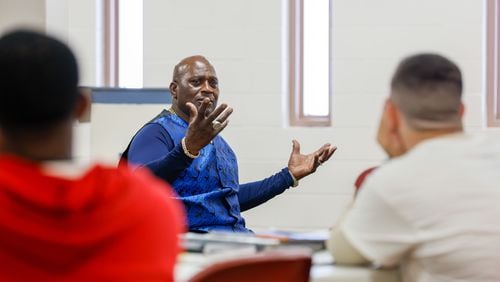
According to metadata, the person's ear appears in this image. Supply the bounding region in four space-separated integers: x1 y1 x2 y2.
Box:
458 102 465 118
169 82 178 100
377 99 392 148
385 99 399 132
74 90 90 121
377 99 405 158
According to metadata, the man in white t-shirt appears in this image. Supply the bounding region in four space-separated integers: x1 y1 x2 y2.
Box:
327 53 500 282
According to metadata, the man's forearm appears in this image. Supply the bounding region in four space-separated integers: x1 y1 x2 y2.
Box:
144 143 194 183
238 168 293 211
327 227 370 265
326 203 370 265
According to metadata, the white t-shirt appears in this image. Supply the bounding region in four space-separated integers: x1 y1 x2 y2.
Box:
341 133 500 282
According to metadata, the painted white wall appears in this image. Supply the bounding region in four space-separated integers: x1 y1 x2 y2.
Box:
90 103 167 162
45 0 102 162
46 0 101 87
42 0 485 230
0 0 45 34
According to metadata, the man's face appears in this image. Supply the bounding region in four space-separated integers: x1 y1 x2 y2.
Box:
171 58 219 118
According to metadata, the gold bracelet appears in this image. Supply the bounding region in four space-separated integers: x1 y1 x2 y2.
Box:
181 137 200 159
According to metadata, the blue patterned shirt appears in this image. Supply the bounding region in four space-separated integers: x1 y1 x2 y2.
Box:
123 110 293 233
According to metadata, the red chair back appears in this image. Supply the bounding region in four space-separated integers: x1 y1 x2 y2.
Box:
188 249 312 282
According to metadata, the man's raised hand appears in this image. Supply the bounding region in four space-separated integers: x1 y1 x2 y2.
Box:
184 98 233 155
287 140 337 181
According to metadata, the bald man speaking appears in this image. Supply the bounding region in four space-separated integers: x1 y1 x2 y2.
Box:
121 55 336 233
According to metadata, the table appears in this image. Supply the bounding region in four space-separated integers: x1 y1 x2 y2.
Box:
311 264 400 282
175 250 400 282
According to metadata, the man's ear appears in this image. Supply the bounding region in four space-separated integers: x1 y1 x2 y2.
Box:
377 98 405 158
75 90 91 122
169 82 178 100
458 102 465 118
385 99 399 133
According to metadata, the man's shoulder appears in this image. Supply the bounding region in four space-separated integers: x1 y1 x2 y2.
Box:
148 109 170 123
358 157 423 204
146 111 188 133
136 110 172 133
133 122 170 141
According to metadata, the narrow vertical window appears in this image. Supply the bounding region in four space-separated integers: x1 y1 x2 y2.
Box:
287 0 331 126
486 0 500 127
118 0 143 88
103 0 118 87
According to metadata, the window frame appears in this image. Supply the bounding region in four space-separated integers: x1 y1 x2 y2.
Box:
103 0 119 87
486 0 500 127
287 0 332 127
102 0 143 88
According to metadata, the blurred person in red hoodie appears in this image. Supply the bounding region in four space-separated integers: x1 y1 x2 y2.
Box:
0 30 185 281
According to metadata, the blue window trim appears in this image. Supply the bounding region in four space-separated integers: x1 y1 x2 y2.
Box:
83 87 172 104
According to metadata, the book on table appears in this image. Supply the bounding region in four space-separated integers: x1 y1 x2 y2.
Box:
181 229 328 253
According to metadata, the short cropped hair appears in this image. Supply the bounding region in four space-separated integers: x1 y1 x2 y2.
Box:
390 53 463 130
0 30 79 133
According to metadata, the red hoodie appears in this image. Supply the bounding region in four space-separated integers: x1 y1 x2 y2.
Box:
0 155 185 281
